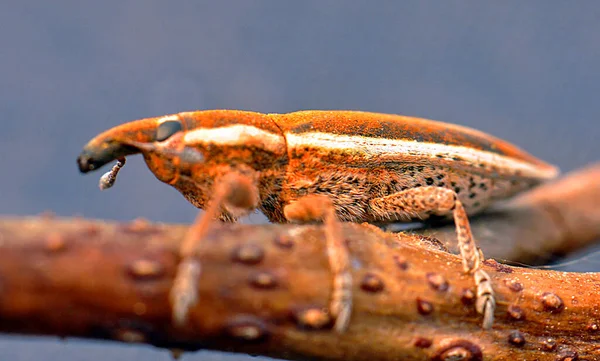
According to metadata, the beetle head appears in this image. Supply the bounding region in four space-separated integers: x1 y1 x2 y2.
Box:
78 110 288 210
77 114 193 185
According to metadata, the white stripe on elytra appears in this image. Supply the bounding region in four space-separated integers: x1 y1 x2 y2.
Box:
184 124 285 154
286 132 558 180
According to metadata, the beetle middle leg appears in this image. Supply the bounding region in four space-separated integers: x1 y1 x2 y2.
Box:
369 186 496 329
283 195 353 333
170 172 259 326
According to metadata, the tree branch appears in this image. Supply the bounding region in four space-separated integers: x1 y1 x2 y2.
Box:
0 163 599 360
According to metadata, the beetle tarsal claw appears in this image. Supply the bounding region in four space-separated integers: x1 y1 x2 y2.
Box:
474 268 495 329
98 158 126 190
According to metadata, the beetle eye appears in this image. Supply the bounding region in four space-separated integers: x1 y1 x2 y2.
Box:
156 120 183 141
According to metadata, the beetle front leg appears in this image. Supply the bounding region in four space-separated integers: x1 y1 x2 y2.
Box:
369 186 496 329
283 195 353 333
171 172 259 326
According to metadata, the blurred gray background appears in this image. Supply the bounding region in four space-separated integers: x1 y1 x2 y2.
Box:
1 1 599 360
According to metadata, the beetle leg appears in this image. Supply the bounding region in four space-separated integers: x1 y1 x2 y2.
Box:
171 172 259 326
283 195 352 333
369 186 496 329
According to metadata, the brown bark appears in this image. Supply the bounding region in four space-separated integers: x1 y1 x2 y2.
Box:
0 163 599 361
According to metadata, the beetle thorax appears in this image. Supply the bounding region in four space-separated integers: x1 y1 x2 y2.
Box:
169 122 289 216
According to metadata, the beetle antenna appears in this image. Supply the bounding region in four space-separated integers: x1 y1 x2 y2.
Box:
99 157 126 190
97 139 206 191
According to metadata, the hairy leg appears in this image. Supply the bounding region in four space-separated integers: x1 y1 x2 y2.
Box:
370 186 495 329
171 172 259 326
284 195 353 333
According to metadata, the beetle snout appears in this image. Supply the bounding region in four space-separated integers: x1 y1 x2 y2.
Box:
77 117 165 174
77 140 139 173
77 152 99 173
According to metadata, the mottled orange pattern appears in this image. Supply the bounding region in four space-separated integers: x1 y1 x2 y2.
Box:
273 110 555 173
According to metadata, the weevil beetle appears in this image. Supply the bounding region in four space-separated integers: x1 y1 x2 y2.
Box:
77 109 559 332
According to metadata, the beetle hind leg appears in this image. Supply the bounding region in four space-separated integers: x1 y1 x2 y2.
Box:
283 195 353 333
369 186 496 329
171 172 259 326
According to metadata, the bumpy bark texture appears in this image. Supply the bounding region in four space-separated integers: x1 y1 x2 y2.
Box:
0 163 599 361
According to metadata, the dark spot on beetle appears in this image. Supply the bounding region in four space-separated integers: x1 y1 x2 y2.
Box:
407 166 415 171
416 298 433 315
417 166 425 172
541 292 564 313
430 165 436 170
426 177 434 185
437 174 444 180
454 187 461 194
478 183 487 190
436 154 445 158
413 337 432 348
469 193 477 199
410 172 415 177
478 163 485 168
452 156 463 161
507 305 525 321
483 259 513 274
432 339 483 361
508 330 526 347
438 182 445 187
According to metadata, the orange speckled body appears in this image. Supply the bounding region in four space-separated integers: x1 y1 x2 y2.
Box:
78 110 558 224
77 109 558 332
272 111 558 223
